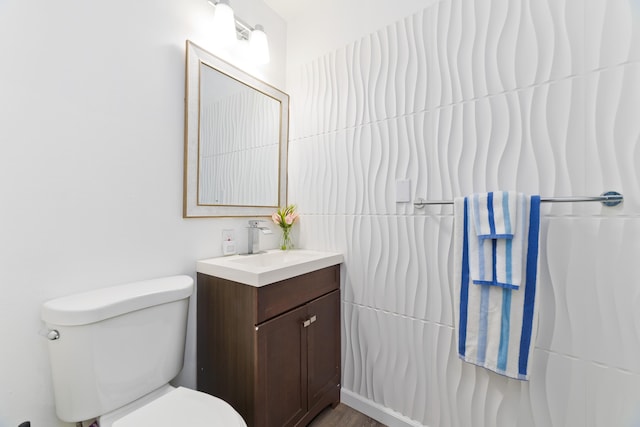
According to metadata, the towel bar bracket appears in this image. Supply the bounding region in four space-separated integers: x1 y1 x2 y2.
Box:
413 191 624 208
600 191 624 207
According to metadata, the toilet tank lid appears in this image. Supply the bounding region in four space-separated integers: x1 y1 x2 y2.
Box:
41 275 194 326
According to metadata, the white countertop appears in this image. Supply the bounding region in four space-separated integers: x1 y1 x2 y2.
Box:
197 249 344 287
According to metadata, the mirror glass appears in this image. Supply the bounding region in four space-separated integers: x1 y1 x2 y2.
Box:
184 41 289 217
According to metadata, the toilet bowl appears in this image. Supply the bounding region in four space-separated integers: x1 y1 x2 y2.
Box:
41 275 245 426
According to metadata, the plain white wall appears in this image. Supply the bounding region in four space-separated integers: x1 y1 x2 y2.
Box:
0 0 285 425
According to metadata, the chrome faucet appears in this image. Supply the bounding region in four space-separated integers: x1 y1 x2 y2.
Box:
247 220 272 254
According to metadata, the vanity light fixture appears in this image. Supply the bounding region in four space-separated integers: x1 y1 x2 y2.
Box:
208 0 271 64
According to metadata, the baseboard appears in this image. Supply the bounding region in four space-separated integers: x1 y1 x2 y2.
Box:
340 388 428 427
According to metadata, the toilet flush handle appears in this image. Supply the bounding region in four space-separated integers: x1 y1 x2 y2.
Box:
46 329 60 340
38 328 61 340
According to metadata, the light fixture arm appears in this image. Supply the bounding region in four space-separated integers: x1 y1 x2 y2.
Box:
234 16 254 41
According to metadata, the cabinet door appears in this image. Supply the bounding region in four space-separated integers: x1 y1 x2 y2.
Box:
256 304 307 427
306 290 340 409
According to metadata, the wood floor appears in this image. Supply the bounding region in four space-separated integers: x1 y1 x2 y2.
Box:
308 404 387 427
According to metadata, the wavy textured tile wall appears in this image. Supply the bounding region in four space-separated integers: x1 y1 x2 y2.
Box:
288 0 640 426
585 64 640 215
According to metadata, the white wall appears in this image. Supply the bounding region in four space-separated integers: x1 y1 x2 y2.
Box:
286 0 640 426
0 0 285 425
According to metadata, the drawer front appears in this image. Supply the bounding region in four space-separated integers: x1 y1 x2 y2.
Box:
256 265 339 324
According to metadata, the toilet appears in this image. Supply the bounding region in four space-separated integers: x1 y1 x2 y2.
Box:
41 275 246 427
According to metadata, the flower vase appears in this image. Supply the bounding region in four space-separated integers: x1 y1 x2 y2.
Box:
280 227 293 250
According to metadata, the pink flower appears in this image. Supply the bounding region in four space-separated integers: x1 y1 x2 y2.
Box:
271 212 281 225
285 212 298 225
273 205 299 228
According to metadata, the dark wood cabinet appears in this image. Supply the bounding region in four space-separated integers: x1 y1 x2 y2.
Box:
197 265 341 427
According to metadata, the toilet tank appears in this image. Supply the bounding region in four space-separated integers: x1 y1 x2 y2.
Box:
41 275 194 423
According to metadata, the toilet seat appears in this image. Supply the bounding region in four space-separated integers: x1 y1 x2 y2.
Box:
111 387 246 427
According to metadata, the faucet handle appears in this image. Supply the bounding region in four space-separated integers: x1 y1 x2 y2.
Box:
248 219 266 227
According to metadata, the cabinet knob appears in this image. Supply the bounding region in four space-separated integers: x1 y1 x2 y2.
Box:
303 315 317 328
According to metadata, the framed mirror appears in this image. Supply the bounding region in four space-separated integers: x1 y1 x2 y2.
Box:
184 40 289 217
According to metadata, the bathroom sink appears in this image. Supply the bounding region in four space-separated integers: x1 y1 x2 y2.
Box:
197 249 344 287
229 250 316 267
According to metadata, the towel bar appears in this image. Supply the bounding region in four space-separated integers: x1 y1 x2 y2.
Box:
414 191 623 208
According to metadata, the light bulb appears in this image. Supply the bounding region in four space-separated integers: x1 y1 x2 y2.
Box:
249 24 270 65
212 0 237 49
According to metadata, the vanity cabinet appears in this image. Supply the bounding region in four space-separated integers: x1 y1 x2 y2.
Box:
197 265 341 427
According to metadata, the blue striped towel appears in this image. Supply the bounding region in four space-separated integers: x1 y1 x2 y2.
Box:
469 192 524 290
453 194 541 380
472 191 517 239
